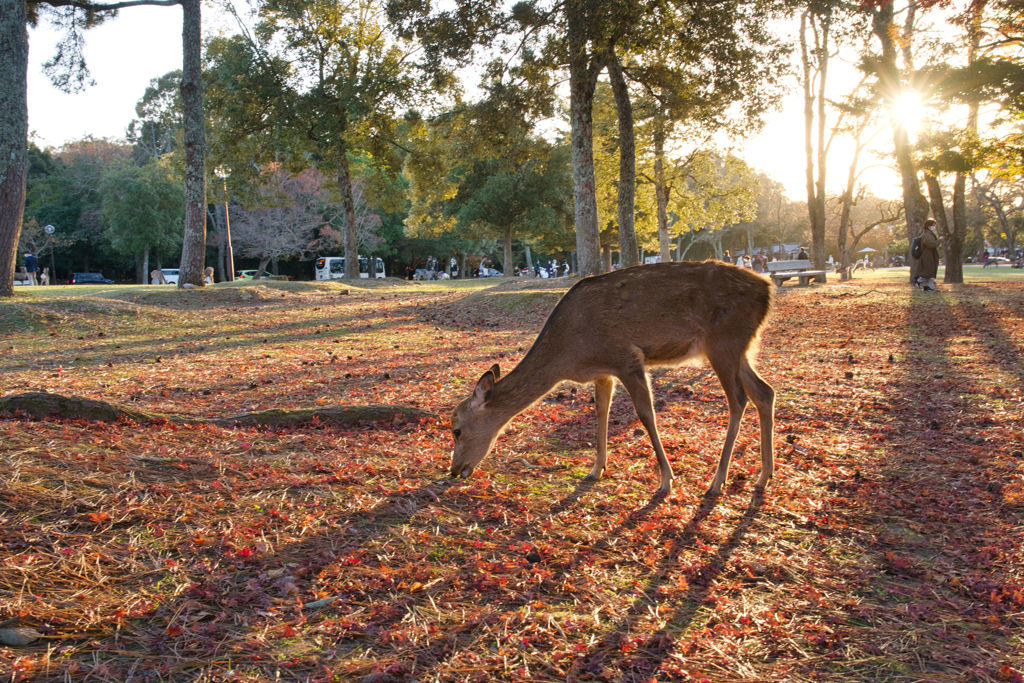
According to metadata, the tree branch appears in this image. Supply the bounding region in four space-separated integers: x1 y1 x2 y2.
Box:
28 0 181 8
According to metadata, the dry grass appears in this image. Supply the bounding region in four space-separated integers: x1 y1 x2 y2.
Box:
0 276 1022 682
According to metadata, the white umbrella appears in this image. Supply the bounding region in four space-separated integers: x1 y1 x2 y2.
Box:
858 247 877 253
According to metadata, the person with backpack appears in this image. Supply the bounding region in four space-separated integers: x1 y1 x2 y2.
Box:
911 218 941 291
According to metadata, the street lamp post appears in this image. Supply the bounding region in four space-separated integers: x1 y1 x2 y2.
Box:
44 225 55 285
214 166 235 282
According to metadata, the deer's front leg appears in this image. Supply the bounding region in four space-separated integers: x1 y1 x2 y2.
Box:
619 370 673 494
585 377 614 481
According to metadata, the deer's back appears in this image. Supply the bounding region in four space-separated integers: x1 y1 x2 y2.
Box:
535 261 772 375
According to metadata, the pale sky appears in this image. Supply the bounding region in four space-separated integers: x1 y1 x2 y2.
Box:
26 10 904 201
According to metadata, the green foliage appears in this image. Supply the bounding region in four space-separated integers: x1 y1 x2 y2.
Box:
22 138 137 279
99 159 184 260
126 70 183 164
404 100 574 269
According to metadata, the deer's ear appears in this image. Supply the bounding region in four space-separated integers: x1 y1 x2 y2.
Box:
489 363 501 381
470 370 496 409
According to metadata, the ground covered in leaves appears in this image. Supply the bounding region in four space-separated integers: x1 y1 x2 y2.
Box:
1 272 1022 682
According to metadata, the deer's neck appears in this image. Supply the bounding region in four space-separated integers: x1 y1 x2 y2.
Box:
489 343 564 423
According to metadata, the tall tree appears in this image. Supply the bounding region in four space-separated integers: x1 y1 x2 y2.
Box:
0 0 29 297
1 0 208 295
100 158 185 282
866 1 931 276
208 0 424 279
389 0 787 277
800 4 832 282
178 0 205 288
229 167 331 278
405 102 574 273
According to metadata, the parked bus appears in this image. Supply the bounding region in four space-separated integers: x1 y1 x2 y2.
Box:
315 256 386 280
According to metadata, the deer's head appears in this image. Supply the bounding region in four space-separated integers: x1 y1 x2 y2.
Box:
450 364 502 479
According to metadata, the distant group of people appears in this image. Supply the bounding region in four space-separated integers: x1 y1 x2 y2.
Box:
721 250 774 273
520 259 569 278
20 252 48 286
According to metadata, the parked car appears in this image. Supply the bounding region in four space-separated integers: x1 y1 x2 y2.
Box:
70 272 114 285
480 267 504 277
235 270 276 280
160 268 180 284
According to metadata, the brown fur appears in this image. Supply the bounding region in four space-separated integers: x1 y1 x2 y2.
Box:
450 261 776 496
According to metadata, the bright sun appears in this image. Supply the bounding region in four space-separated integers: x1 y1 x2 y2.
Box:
893 92 924 134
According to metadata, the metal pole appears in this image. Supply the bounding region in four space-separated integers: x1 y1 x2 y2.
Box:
44 225 56 284
221 175 235 282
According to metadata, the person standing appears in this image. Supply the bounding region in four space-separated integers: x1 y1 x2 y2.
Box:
913 218 941 291
722 249 731 264
797 247 809 261
24 253 38 286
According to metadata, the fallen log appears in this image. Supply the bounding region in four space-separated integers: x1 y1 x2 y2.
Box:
0 392 433 428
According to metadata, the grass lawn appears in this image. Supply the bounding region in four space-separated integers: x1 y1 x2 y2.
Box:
0 273 1022 682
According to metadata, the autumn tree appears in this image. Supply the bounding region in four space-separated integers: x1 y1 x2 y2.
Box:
972 171 1024 258
390 0 788 277
864 1 931 276
404 99 574 274
229 168 331 279
672 150 759 261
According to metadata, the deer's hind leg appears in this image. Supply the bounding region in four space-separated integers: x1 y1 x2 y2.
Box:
706 353 749 497
618 368 673 494
585 376 615 482
740 358 775 491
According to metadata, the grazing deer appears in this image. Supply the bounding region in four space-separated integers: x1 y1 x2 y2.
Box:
449 261 776 496
151 269 169 285
204 266 214 284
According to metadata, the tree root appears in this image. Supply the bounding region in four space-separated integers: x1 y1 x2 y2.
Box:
0 392 434 429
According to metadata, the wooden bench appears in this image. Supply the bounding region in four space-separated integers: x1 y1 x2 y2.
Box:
767 259 826 286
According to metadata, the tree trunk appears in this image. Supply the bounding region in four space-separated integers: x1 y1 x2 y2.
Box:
0 0 28 298
524 245 532 274
608 56 639 269
946 4 982 285
337 146 358 279
497 226 509 276
253 256 272 280
800 9 829 283
872 2 930 279
654 117 671 262
208 204 225 283
178 0 207 289
948 173 966 283
567 2 603 277
601 244 612 272
0 391 433 428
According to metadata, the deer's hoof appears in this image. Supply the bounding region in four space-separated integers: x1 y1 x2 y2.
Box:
583 473 601 482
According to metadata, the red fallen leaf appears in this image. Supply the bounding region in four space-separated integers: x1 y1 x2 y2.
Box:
166 624 182 637
88 512 110 524
281 625 297 637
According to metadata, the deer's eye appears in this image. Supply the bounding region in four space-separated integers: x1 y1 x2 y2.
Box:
452 429 461 439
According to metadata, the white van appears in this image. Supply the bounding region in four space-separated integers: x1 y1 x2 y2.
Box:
160 268 180 284
315 256 386 279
